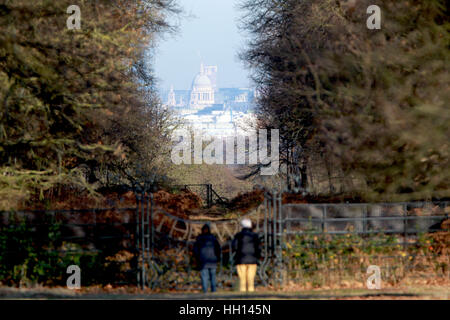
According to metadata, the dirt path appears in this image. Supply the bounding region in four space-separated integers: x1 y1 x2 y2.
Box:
1 286 448 300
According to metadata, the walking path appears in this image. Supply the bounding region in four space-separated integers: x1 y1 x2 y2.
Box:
1 286 447 300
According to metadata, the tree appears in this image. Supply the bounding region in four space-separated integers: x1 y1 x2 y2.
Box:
239 0 449 200
0 0 179 208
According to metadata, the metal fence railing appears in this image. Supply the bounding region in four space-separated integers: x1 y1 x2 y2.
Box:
1 200 448 289
0 207 138 287
277 201 450 286
172 184 228 208
282 202 449 235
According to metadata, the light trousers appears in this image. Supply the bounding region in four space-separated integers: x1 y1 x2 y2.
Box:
236 264 257 292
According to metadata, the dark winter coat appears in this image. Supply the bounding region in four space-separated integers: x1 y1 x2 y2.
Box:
193 233 221 269
232 228 261 265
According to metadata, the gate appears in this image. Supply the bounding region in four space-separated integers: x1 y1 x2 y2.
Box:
134 191 450 290
0 190 283 290
5 189 445 290
173 184 228 208
260 191 285 287
135 191 284 290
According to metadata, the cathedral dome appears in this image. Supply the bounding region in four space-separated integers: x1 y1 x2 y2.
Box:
192 73 212 88
189 63 215 109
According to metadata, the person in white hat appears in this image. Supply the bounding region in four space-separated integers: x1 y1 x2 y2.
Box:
232 218 261 292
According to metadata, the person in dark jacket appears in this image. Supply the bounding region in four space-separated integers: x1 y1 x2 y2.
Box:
232 219 261 292
193 224 221 293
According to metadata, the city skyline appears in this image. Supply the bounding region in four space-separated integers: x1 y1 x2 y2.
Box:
163 61 257 138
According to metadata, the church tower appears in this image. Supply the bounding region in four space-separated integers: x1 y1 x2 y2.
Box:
167 85 176 106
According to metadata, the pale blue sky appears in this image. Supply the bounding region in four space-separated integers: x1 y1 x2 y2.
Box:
153 0 250 91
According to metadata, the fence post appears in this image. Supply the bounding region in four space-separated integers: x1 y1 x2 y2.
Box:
403 203 407 249
272 192 276 287
258 194 269 286
278 191 285 286
135 192 140 288
141 192 145 290
273 192 277 258
288 205 291 236
228 241 234 286
363 205 367 235
362 204 368 251
150 193 154 258
146 194 150 288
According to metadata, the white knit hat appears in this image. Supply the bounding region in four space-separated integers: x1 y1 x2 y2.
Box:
241 218 252 229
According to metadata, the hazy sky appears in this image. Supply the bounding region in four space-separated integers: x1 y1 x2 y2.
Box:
153 0 250 91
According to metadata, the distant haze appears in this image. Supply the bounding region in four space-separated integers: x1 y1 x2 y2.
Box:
153 0 250 91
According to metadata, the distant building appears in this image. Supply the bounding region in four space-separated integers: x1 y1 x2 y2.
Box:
167 85 176 106
203 65 218 91
163 62 257 137
189 63 215 109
